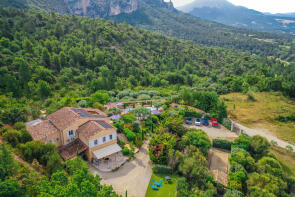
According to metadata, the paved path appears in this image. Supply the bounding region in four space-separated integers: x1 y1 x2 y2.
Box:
89 140 152 197
234 123 295 152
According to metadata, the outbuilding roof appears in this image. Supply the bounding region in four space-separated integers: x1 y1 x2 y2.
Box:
92 143 122 160
58 138 88 160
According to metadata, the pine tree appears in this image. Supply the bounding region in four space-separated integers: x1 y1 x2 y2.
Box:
0 143 17 181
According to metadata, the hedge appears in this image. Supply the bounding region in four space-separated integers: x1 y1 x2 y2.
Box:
122 147 130 156
213 139 233 150
152 164 172 174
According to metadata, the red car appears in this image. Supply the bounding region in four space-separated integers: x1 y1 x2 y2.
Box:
211 118 219 127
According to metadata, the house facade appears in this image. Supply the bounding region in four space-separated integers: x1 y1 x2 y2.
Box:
27 107 121 162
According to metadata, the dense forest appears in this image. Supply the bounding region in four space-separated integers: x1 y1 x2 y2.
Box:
1 0 295 59
0 8 295 124
111 0 295 58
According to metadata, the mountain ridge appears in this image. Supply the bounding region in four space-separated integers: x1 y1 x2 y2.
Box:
177 0 295 35
0 0 293 58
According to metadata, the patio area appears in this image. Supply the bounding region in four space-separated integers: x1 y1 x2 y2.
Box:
92 151 127 172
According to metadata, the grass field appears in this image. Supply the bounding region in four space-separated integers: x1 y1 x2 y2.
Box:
221 92 295 144
145 173 178 197
271 146 295 177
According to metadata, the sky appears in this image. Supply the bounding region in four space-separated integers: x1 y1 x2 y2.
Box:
170 0 295 14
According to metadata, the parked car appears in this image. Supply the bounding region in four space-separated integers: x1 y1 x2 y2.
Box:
185 118 193 125
201 118 209 126
211 118 219 127
195 118 201 126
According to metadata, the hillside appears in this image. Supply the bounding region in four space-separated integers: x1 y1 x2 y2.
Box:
0 8 295 117
177 0 295 35
1 0 294 58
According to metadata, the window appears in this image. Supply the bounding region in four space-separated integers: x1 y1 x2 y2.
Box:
56 138 59 142
94 139 98 145
68 130 74 136
109 134 112 140
47 139 54 143
103 137 106 142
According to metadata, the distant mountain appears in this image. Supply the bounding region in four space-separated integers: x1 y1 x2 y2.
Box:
177 0 295 35
270 13 295 18
0 0 293 57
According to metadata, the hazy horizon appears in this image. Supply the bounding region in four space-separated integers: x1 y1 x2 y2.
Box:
170 0 295 14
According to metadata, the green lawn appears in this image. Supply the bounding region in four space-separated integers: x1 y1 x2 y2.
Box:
145 173 178 197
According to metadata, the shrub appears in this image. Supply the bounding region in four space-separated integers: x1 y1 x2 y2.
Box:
231 147 250 156
0 121 3 128
124 128 136 142
177 177 187 191
247 92 256 101
233 134 251 151
0 126 9 136
230 150 255 172
137 94 151 100
182 129 211 156
222 118 232 130
93 102 104 110
132 121 141 133
122 147 130 156
78 100 87 107
118 140 126 148
13 122 26 130
152 164 172 174
270 140 278 146
114 121 124 133
230 162 246 173
286 145 294 152
3 129 22 147
250 135 270 159
0 106 27 124
224 189 244 197
19 129 33 144
135 135 143 148
213 139 233 150
17 141 61 172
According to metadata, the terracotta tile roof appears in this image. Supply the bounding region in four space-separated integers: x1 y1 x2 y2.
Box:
48 107 80 131
58 138 88 160
48 107 107 131
27 120 59 141
77 120 103 139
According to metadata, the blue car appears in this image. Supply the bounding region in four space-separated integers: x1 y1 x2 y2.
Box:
201 118 209 126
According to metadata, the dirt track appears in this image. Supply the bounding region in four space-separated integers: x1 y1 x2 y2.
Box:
234 122 295 152
209 148 230 186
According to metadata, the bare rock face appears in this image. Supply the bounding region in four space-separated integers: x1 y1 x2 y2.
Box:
63 0 139 17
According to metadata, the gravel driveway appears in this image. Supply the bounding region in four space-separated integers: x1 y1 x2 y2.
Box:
184 123 237 140
89 140 152 197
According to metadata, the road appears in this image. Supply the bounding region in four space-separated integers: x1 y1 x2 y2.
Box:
234 123 295 152
89 140 152 197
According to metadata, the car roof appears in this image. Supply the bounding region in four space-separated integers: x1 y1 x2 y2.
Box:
211 118 217 120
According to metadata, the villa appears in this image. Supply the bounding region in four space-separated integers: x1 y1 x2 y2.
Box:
26 107 122 166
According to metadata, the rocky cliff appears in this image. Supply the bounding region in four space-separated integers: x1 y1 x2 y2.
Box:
63 0 138 17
